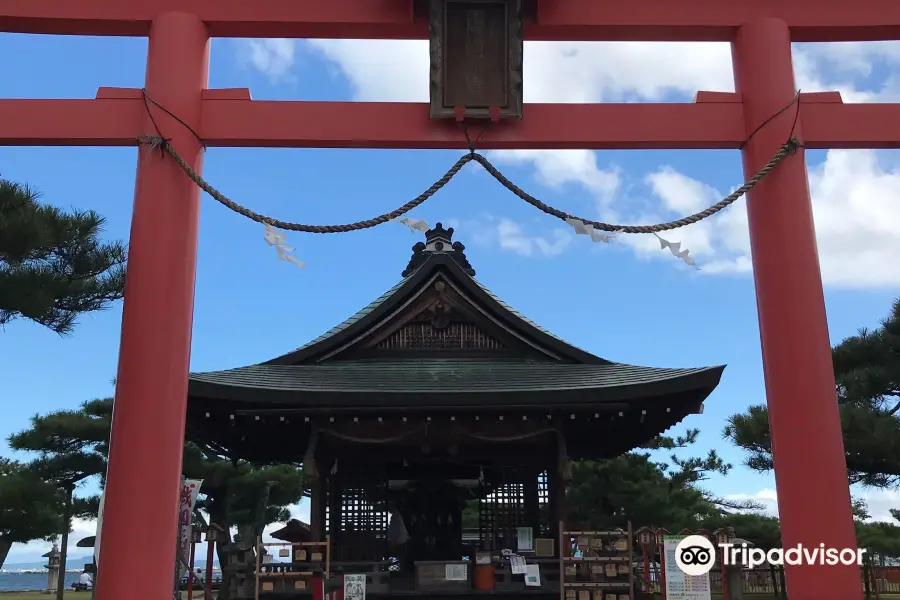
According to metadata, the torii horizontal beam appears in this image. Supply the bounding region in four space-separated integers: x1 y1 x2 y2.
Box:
1 0 900 41
2 89 899 150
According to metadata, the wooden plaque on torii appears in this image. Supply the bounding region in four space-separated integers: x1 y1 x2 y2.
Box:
429 0 524 120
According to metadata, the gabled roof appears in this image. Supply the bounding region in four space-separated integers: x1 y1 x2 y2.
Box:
262 250 609 366
185 225 725 461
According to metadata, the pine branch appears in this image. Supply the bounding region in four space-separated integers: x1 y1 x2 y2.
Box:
0 176 127 334
640 428 699 449
706 494 766 513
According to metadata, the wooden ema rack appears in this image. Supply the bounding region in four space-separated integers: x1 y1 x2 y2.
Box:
558 521 634 600
254 537 331 599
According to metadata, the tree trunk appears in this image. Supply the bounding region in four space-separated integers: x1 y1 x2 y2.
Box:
864 560 872 598
237 524 256 545
57 485 74 600
212 524 233 600
872 558 881 599
207 505 233 600
0 536 12 571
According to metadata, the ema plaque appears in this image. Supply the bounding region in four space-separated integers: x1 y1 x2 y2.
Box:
429 0 523 120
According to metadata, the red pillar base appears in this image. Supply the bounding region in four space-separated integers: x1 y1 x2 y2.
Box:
733 18 861 600
94 11 209 600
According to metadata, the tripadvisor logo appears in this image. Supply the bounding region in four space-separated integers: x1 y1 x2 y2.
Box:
674 536 716 576
674 534 868 576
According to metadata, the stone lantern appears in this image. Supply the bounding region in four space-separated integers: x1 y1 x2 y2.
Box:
44 543 60 594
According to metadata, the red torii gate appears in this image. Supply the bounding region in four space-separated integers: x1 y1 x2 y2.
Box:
3 1 899 599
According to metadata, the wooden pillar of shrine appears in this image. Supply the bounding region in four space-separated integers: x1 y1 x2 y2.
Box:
549 469 567 542
732 18 860 600
523 468 540 541
310 475 325 541
327 472 343 560
549 429 569 539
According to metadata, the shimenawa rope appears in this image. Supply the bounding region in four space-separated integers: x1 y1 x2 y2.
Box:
136 90 802 236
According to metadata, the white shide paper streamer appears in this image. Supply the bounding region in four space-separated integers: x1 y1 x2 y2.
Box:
262 216 696 270
395 217 430 233
263 224 306 268
565 217 698 268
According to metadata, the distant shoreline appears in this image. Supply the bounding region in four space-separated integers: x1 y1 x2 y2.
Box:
0 570 83 575
1 569 221 574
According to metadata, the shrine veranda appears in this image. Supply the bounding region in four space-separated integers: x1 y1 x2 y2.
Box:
4 1 899 599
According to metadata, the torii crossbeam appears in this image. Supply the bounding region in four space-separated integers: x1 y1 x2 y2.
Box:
3 2 899 600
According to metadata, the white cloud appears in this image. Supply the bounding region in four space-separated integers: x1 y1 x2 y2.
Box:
646 150 900 287
237 39 900 286
4 517 97 566
299 39 900 103
307 40 430 102
307 39 735 103
236 39 298 82
489 150 620 202
447 216 572 258
647 167 713 214
726 487 900 524
493 148 900 287
496 219 571 257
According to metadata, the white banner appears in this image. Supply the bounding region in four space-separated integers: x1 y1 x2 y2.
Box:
179 479 204 567
95 477 204 572
95 394 117 569
93 491 105 567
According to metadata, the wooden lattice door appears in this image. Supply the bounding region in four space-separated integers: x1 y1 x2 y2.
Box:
330 466 388 561
478 478 526 551
478 469 550 550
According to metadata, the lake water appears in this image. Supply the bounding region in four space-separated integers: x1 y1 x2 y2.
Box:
0 572 81 591
0 571 223 593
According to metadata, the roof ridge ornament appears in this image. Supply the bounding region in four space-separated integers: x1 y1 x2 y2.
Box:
401 222 476 278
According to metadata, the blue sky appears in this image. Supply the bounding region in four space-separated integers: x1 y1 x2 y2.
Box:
2 33 900 563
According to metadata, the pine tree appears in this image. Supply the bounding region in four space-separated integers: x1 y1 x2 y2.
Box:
565 429 759 531
0 459 64 569
0 177 127 334
7 397 306 599
725 299 900 487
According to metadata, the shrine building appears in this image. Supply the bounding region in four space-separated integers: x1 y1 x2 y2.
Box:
184 224 724 598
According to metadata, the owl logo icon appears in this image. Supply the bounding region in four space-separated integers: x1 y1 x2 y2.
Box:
675 535 716 576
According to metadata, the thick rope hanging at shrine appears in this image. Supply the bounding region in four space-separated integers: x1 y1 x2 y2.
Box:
136 89 802 270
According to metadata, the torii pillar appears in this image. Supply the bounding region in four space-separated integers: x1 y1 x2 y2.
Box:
734 19 859 599
97 12 208 600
